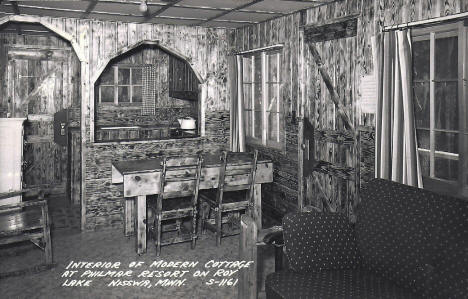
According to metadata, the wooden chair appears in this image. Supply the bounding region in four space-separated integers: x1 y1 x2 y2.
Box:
200 150 258 246
0 191 53 277
150 154 203 256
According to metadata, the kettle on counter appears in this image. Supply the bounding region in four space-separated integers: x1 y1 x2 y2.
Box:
177 117 196 130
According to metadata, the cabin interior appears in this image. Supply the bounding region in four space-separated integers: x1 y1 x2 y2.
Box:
0 0 467 298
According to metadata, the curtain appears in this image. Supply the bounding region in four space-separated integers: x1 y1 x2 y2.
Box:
142 65 156 115
372 30 423 188
229 55 245 152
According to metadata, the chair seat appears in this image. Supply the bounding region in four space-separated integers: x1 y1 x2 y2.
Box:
265 269 420 299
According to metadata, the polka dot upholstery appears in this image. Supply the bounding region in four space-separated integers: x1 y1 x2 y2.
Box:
355 178 441 293
424 192 468 299
265 269 419 299
282 211 361 273
265 178 467 299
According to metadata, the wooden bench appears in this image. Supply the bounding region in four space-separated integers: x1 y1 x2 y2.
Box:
0 194 53 278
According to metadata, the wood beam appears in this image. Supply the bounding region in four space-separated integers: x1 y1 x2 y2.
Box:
143 0 184 21
307 43 354 131
194 0 263 26
10 1 21 35
81 0 98 18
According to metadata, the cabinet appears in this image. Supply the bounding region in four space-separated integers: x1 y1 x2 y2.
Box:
0 118 26 205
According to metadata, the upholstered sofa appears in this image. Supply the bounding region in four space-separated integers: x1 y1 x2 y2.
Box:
265 178 467 299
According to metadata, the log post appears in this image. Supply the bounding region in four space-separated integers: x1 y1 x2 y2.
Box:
238 214 257 299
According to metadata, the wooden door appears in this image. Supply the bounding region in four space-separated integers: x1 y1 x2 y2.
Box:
301 18 359 219
6 45 73 194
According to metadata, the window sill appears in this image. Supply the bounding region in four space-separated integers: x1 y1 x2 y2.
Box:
93 136 204 146
95 127 200 143
422 176 466 199
246 137 286 154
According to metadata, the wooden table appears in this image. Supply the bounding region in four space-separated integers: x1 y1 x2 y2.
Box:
112 153 273 254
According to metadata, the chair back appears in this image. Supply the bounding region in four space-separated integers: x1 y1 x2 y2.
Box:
216 150 258 204
158 154 203 201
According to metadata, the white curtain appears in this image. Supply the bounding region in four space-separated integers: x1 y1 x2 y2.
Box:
229 55 245 152
142 65 156 115
372 30 423 188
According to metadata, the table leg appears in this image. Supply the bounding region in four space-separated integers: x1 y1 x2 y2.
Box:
124 198 135 236
136 195 147 254
252 184 262 230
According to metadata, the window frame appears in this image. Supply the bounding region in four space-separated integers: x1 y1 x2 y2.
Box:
98 64 144 105
242 49 285 151
411 21 468 197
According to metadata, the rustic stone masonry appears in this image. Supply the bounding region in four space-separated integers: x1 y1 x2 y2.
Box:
84 110 229 231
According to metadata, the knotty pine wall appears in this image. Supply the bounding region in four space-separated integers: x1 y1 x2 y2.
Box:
230 0 468 221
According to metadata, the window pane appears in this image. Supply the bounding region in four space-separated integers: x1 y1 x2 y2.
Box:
118 68 130 85
434 158 458 181
132 68 142 84
413 82 430 128
268 53 278 82
100 86 114 102
416 129 430 149
268 83 280 113
254 54 262 83
268 112 279 141
243 84 252 109
254 83 262 110
435 131 458 154
435 36 458 80
100 68 114 84
435 82 458 130
412 39 430 80
418 151 430 177
118 86 130 102
254 111 262 139
133 86 142 103
243 57 252 83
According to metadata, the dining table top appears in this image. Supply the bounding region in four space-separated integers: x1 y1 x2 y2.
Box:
112 152 272 175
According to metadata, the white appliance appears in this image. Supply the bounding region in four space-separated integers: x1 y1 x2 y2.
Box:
0 118 26 206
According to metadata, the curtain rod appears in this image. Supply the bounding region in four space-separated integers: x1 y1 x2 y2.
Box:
235 44 283 55
383 11 468 32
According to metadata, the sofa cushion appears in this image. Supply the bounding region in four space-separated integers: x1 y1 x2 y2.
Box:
283 212 361 273
355 179 443 293
265 269 420 299
425 195 468 299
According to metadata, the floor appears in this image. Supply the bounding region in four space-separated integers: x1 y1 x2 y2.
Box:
0 195 274 299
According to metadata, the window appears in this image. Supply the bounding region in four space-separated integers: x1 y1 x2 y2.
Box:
242 50 284 150
98 65 143 104
412 21 468 196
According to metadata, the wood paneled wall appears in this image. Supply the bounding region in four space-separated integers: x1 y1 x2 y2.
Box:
230 0 468 220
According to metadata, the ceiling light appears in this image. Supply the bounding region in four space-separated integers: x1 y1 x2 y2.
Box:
139 0 148 13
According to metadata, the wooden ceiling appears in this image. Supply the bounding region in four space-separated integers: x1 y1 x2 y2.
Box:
0 0 337 28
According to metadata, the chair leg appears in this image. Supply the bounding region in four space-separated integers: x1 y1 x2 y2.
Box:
201 203 208 235
44 228 52 265
191 212 197 249
155 214 162 256
216 209 222 246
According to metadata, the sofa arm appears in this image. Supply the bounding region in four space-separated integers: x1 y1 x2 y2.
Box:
282 211 361 273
